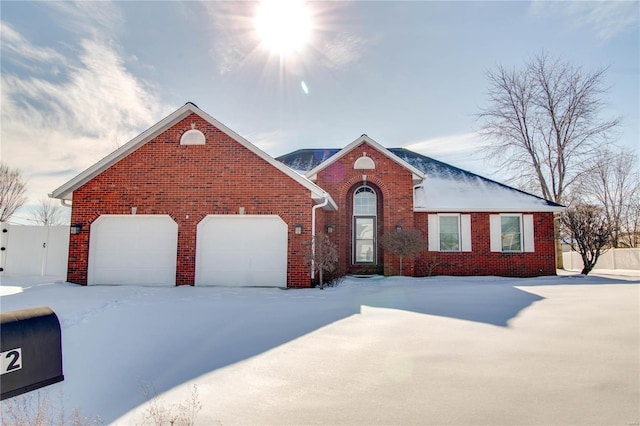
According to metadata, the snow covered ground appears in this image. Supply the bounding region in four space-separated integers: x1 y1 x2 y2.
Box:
1 273 638 425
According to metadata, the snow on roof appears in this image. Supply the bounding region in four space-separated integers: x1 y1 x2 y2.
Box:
278 147 564 212
414 173 563 212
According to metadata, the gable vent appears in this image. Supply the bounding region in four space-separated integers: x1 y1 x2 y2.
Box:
354 155 375 170
180 128 206 145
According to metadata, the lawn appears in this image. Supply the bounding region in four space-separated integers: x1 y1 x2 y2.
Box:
1 273 638 425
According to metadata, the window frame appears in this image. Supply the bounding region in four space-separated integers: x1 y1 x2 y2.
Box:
428 213 472 252
352 186 377 264
499 214 523 252
489 213 535 253
438 214 461 252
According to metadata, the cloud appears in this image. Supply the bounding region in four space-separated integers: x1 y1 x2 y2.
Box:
529 1 639 41
199 1 257 76
1 7 169 222
1 23 65 67
247 129 291 156
45 0 126 38
403 132 495 177
320 32 368 70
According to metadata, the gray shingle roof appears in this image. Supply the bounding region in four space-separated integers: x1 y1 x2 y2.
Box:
277 148 564 211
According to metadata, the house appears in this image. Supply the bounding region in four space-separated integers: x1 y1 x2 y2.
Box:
50 103 564 288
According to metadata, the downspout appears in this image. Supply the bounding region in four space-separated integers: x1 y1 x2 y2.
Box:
311 194 330 281
60 199 72 207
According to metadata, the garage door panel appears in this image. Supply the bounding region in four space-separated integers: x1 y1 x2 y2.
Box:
88 215 177 286
196 215 287 287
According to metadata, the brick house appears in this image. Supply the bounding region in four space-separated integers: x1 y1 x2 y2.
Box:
51 103 564 288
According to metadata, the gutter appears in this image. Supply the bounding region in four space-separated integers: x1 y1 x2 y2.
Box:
310 194 330 281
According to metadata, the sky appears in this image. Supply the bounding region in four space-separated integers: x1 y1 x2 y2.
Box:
1 1 638 224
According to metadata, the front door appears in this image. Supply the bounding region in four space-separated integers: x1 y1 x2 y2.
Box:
354 217 376 263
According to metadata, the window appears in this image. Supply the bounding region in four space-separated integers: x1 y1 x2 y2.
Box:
501 215 522 251
353 186 376 263
354 187 376 215
439 215 460 251
489 214 535 252
428 214 472 252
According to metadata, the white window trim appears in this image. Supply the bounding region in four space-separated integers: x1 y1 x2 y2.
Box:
428 213 471 252
353 186 377 264
490 214 534 253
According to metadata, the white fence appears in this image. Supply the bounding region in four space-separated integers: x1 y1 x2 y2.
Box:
563 248 640 274
0 223 70 277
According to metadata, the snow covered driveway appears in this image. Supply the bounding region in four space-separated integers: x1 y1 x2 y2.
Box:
1 274 638 425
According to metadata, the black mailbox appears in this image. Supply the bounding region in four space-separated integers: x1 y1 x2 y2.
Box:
1 306 64 400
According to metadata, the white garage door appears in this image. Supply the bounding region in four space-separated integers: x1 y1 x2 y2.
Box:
88 215 178 286
195 215 287 287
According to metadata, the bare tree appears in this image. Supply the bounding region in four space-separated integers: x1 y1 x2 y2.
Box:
380 227 426 276
560 203 613 275
306 233 339 290
31 198 68 226
0 163 27 222
479 52 620 203
580 147 639 247
478 52 620 267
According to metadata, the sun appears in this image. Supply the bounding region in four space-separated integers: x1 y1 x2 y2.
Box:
255 0 312 56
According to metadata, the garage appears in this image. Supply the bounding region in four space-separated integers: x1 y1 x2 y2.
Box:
88 215 178 286
195 215 288 287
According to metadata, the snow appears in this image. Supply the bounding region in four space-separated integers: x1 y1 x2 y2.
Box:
1 273 638 425
414 173 562 212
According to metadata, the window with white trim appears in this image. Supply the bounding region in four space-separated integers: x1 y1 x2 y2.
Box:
501 215 521 251
428 214 472 252
489 214 535 252
353 186 377 263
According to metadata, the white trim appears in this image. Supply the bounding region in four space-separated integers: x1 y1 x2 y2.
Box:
50 103 337 210
489 215 502 252
428 213 471 252
491 213 531 253
414 206 564 213
305 135 425 182
427 214 438 251
523 214 535 252
461 214 472 252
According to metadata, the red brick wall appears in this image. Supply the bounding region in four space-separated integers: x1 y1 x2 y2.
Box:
315 142 416 276
68 113 314 287
413 212 557 277
314 142 557 278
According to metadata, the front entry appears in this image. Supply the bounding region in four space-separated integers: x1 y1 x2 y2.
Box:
352 185 379 271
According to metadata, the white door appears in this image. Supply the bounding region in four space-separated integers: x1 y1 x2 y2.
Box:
88 215 178 286
195 215 287 287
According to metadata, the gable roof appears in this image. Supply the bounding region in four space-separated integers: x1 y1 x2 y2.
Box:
278 146 564 212
50 103 336 210
299 135 426 183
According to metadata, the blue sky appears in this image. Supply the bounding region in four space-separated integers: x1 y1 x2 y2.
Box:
1 1 638 222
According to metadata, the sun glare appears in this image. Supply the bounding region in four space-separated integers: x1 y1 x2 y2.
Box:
255 0 312 56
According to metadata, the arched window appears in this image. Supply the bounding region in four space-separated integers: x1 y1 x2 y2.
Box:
353 186 376 264
354 186 376 215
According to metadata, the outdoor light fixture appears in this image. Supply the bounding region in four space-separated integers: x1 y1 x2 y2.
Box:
396 224 402 231
70 223 83 235
294 224 303 235
326 224 334 234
